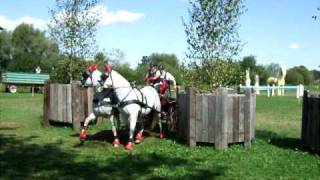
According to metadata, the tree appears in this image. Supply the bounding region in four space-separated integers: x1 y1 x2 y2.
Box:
0 30 12 72
181 59 244 90
286 66 314 85
49 0 101 82
184 0 245 62
240 55 257 83
8 24 60 73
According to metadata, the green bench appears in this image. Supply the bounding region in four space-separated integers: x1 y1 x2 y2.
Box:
1 72 50 95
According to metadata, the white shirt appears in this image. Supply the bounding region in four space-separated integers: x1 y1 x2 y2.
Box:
160 71 176 83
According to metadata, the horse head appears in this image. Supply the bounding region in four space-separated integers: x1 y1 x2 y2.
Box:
103 64 131 89
81 64 103 87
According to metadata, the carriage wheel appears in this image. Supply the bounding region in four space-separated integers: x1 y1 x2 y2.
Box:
167 105 177 134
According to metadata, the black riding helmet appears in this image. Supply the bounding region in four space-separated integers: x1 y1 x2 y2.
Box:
158 64 165 70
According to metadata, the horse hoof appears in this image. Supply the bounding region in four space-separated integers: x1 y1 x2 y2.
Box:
79 129 88 141
135 139 141 144
160 133 165 139
125 142 134 150
135 132 143 144
113 138 120 148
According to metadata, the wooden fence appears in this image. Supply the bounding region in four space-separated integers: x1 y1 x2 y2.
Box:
301 91 320 152
43 82 94 130
177 87 256 149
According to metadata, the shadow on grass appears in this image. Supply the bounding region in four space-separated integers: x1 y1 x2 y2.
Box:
0 134 226 179
256 130 305 151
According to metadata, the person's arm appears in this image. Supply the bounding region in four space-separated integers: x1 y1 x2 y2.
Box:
166 72 177 89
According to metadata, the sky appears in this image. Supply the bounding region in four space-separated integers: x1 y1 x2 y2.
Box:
0 0 319 70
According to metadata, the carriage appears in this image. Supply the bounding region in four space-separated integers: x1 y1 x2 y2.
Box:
160 87 178 136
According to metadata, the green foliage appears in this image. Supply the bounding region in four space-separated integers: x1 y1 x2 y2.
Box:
286 66 314 85
135 63 149 85
50 58 89 84
184 0 245 61
49 0 101 81
182 59 244 90
286 69 304 85
0 30 12 71
93 52 108 72
239 56 271 85
266 63 281 77
4 24 60 73
312 70 320 80
114 63 137 84
255 65 271 85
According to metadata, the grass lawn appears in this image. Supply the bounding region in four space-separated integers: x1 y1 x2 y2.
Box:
0 92 319 179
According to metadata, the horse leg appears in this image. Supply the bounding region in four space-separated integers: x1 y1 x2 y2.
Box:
135 118 144 144
158 112 165 139
109 112 120 147
80 113 96 141
125 113 138 150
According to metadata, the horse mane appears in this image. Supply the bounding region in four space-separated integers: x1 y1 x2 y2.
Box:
110 70 131 87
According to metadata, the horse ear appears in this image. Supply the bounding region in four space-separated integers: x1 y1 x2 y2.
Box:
104 64 112 73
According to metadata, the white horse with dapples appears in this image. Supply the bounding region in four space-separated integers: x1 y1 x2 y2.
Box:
80 64 120 146
82 64 163 150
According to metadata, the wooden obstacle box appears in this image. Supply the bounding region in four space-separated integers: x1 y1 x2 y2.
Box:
43 82 94 130
301 91 320 153
177 87 256 149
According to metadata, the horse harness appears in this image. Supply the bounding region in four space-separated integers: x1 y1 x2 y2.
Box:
103 71 161 114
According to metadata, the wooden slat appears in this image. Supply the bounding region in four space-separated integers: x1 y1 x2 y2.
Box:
239 96 245 142
208 95 216 143
244 89 252 148
57 84 63 121
311 96 319 150
195 94 202 142
180 94 187 140
251 92 256 139
43 82 50 126
187 87 196 147
72 83 81 131
87 87 94 115
215 88 228 149
227 96 233 143
53 84 58 121
49 84 54 120
301 90 309 146
202 94 209 143
66 85 72 123
232 96 240 143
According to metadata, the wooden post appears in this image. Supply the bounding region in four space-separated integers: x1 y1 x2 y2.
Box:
215 88 228 149
244 88 252 148
72 82 81 131
187 87 196 147
43 82 50 127
301 90 309 147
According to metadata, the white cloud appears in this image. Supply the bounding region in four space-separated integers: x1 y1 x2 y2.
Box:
94 5 145 26
0 15 47 30
289 43 300 50
0 5 144 31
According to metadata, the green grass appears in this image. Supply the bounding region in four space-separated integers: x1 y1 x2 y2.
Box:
0 92 319 179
